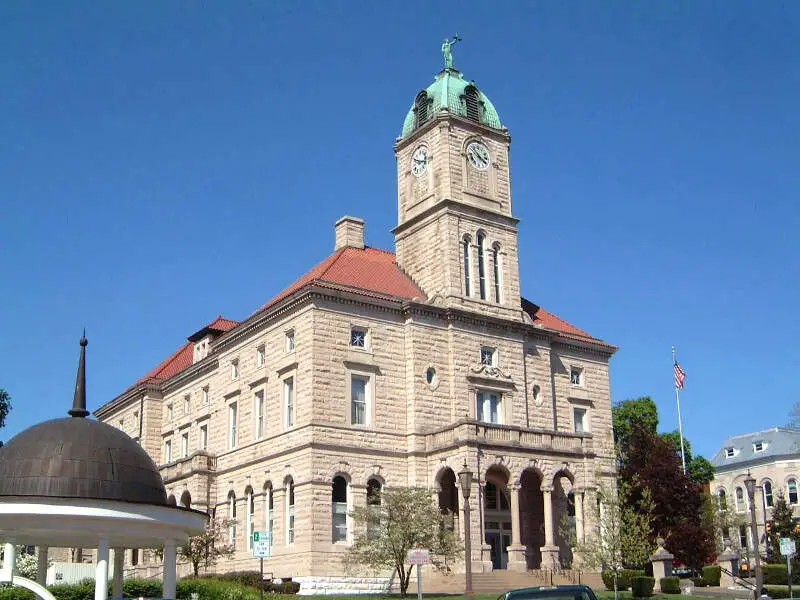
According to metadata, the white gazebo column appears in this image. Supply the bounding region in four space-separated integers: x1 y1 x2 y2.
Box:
112 548 124 598
1 541 16 582
37 546 49 586
163 540 177 600
540 485 560 569
95 538 110 600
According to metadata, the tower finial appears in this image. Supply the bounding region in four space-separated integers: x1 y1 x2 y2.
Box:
441 33 462 70
69 331 89 418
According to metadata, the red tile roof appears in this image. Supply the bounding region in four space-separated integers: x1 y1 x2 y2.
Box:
522 298 612 348
256 246 426 313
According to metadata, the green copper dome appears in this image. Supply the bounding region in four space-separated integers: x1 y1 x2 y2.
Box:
401 68 502 138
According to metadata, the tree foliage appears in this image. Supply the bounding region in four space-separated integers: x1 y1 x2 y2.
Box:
0 388 11 447
767 491 799 563
659 431 715 485
612 397 658 451
179 517 236 576
343 487 461 597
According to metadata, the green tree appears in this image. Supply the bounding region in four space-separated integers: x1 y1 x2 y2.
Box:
179 518 236 576
570 482 654 600
660 431 715 485
0 388 11 447
767 491 798 563
343 487 461 597
612 397 659 452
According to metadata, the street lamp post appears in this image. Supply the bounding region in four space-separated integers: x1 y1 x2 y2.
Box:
744 472 763 600
458 461 475 600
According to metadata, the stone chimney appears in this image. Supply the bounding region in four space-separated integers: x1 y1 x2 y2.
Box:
334 216 365 250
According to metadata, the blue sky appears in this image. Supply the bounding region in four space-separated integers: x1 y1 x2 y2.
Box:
1 1 798 459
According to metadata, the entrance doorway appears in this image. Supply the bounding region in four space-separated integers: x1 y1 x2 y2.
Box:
485 525 511 569
483 466 511 570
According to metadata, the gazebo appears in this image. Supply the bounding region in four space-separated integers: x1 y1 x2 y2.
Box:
0 335 207 600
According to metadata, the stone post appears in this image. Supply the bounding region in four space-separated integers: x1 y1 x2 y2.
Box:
650 538 674 592
717 544 740 588
507 484 527 571
36 546 48 587
540 485 560 568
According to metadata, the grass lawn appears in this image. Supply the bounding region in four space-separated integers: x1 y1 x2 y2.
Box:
595 593 720 600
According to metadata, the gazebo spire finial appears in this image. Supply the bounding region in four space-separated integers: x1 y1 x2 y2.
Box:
69 330 90 418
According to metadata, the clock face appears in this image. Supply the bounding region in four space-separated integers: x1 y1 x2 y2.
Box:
411 145 429 177
466 141 490 170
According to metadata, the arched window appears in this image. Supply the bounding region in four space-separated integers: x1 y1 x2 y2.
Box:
415 92 430 129
167 494 177 506
228 491 237 547
367 478 382 506
717 489 727 511
367 478 382 539
464 86 481 122
477 232 487 300
286 478 295 545
332 476 348 543
462 235 472 297
764 481 774 507
492 243 502 303
264 483 274 546
180 490 192 509
245 486 254 551
735 487 745 512
789 479 798 505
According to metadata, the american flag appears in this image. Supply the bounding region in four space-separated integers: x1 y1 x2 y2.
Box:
674 362 686 390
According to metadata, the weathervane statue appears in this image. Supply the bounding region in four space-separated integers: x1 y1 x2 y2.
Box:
442 33 462 69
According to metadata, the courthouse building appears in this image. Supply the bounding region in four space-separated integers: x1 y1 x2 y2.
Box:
95 49 617 586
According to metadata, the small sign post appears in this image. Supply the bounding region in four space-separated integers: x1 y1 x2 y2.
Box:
253 532 272 600
781 537 796 600
407 549 430 600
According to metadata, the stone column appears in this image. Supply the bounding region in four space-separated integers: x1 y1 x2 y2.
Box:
95 538 110 600
1 541 16 582
36 546 48 586
112 548 124 598
540 485 560 569
507 483 527 572
574 490 585 543
163 541 177 600
650 538 674 592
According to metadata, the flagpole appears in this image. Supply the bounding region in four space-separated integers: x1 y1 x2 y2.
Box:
673 346 687 475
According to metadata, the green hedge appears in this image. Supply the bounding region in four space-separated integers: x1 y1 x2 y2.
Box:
0 586 36 600
631 575 655 598
702 565 721 587
601 570 646 592
691 576 707 587
764 586 791 599
660 576 681 594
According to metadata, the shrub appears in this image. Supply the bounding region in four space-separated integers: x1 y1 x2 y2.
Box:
0 586 36 600
210 572 263 588
176 578 260 600
48 582 94 600
660 576 681 594
702 565 721 587
765 586 791 599
602 570 628 591
631 575 655 598
122 578 163 598
763 564 789 585
621 570 646 589
691 576 707 587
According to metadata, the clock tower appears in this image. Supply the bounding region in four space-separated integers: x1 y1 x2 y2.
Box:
394 41 523 320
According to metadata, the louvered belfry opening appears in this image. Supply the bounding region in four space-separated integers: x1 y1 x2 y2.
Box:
464 86 481 122
415 91 430 129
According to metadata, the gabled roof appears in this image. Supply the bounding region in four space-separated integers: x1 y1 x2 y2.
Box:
522 299 612 348
711 427 800 469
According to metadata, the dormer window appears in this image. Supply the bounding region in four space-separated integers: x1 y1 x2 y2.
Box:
725 447 736 458
570 367 583 386
464 86 482 122
415 91 430 129
753 441 765 453
480 347 497 367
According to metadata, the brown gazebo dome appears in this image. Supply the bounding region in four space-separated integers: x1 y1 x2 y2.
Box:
0 416 167 505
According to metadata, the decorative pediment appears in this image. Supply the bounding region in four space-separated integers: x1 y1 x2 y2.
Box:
469 363 513 379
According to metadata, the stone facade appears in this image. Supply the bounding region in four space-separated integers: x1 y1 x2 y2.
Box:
94 61 618 589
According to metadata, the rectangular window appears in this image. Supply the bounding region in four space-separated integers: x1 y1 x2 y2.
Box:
181 431 189 458
350 328 367 348
573 407 588 433
570 367 583 385
257 345 266 367
332 502 348 542
166 403 173 421
199 424 208 451
133 410 139 428
228 402 238 449
231 360 239 380
285 330 295 353
726 447 735 458
118 418 124 430
480 347 496 367
202 387 209 405
753 442 764 452
739 525 748 550
163 439 172 463
247 492 255 551
254 390 265 440
284 378 295 428
477 391 501 424
183 394 191 415
351 376 368 425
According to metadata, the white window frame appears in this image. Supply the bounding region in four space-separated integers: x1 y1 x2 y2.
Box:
230 359 239 381
264 485 274 546
133 410 140 428
228 401 238 449
183 394 191 415
570 366 583 386
181 430 189 458
789 479 799 505
166 403 173 421
349 373 372 427
286 479 295 546
735 486 746 512
492 243 503 303
163 439 172 463
257 345 266 367
331 476 349 544
254 389 265 440
350 327 368 349
202 386 209 406
480 346 497 367
285 330 295 353
573 406 588 433
228 493 237 547
476 390 502 424
246 488 255 551
726 447 736 458
199 423 208 451
764 481 774 507
284 377 295 429
753 441 765 453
